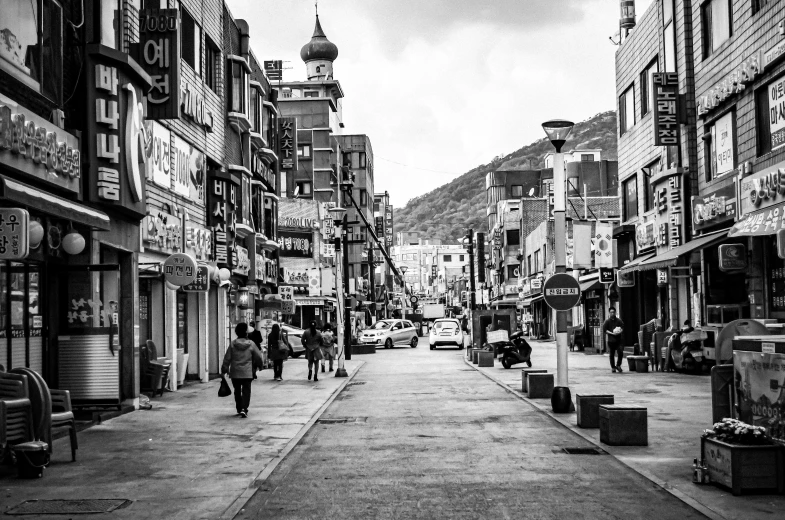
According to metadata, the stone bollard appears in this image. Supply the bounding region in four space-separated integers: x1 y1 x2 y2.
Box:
527 373 554 399
521 368 547 393
478 351 494 367
599 405 648 446
576 394 615 428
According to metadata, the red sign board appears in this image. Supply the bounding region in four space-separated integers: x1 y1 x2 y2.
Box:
543 274 581 311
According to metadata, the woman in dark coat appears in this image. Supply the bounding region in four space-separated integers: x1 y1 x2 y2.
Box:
221 323 263 418
268 324 290 381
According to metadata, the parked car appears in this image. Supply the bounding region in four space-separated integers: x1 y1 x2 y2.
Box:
280 324 305 357
429 319 464 350
359 319 419 348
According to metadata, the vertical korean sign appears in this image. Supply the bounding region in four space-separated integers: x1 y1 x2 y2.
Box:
208 171 238 269
0 209 29 260
768 77 785 152
279 118 297 171
138 9 180 120
653 72 680 146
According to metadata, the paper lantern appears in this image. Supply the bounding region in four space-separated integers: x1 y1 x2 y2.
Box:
218 268 231 282
62 231 86 255
28 221 44 249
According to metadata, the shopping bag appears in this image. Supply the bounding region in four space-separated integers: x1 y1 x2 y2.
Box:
218 375 232 397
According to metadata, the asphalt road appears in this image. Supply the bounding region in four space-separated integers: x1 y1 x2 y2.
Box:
236 344 708 520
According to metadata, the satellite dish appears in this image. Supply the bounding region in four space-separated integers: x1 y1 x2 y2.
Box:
715 319 770 363
528 188 535 197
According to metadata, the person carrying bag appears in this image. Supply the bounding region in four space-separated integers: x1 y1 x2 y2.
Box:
268 324 290 382
221 323 263 418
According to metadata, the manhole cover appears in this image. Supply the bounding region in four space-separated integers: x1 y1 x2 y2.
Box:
559 447 606 455
628 389 661 394
317 417 368 424
347 381 367 386
6 499 132 515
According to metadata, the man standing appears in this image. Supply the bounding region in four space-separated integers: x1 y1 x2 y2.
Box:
301 320 324 382
603 307 625 373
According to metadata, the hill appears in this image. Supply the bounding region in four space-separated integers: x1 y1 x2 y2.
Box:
393 111 618 243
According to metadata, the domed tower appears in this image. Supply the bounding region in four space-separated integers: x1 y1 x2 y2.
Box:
300 15 338 81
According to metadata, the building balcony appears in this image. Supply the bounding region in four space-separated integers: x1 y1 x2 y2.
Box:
258 147 279 164
250 131 267 149
228 112 252 134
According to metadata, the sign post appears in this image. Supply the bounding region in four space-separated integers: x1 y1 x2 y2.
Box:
543 274 582 311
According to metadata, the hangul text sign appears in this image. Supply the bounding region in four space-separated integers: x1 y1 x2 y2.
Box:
0 208 29 260
137 9 180 119
654 72 680 146
182 265 210 292
163 252 197 286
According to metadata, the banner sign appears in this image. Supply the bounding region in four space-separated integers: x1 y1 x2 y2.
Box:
278 230 313 258
143 121 171 188
738 159 785 216
697 51 760 116
734 351 785 445
182 265 209 292
0 208 29 260
143 208 181 254
692 182 737 232
279 118 297 171
653 72 680 146
137 9 180 119
769 77 785 152
712 112 735 178
283 268 309 285
172 134 205 205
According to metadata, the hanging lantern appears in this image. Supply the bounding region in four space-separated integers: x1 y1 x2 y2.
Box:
236 287 250 309
218 268 231 282
28 221 44 249
62 231 86 255
165 281 179 291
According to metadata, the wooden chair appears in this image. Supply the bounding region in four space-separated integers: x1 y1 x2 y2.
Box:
50 390 77 462
0 398 34 462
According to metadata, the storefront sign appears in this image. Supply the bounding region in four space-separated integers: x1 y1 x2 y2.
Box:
86 56 147 218
599 268 615 284
768 77 785 152
279 286 294 301
180 83 214 132
143 121 171 188
0 208 29 260
279 118 297 170
617 269 635 287
530 278 542 291
185 222 212 261
712 112 735 178
635 220 657 252
657 268 669 286
233 246 250 276
278 230 313 258
172 134 205 204
692 183 737 232
280 217 314 229
718 243 747 271
163 252 197 286
653 72 680 146
734 351 785 444
375 216 384 236
137 9 180 119
739 159 785 215
142 208 182 254
0 94 81 194
182 265 209 292
764 40 785 70
697 51 761 116
264 60 283 80
265 257 278 284
730 200 785 236
653 174 683 249
208 171 238 268
283 268 309 285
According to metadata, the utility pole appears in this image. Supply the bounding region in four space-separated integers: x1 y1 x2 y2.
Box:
467 229 476 311
343 213 351 361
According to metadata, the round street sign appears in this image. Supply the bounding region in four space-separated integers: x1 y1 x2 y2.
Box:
410 295 419 304
543 273 581 311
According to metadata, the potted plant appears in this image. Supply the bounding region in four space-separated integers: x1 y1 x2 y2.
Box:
701 418 784 495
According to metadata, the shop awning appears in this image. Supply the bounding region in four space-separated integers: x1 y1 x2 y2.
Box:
0 176 111 230
729 203 785 237
618 253 657 273
635 229 729 271
293 296 326 306
521 294 544 306
580 278 603 293
491 298 519 307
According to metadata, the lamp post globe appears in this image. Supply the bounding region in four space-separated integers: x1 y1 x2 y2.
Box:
541 119 575 153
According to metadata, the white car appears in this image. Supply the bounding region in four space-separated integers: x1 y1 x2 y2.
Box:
429 319 464 350
359 319 419 348
280 325 305 357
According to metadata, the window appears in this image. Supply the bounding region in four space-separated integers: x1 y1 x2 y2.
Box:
619 85 635 135
533 250 541 273
181 8 201 76
580 154 593 161
506 229 520 246
459 255 465 262
100 0 120 49
360 190 368 207
298 145 311 157
706 111 735 180
508 265 518 279
295 181 311 196
623 176 638 221
228 59 248 114
527 255 532 276
702 0 731 58
511 185 523 198
359 152 367 168
444 255 452 262
304 90 319 98
643 161 657 212
0 0 63 102
249 87 260 132
753 0 770 14
640 59 659 116
663 0 673 23
205 37 219 92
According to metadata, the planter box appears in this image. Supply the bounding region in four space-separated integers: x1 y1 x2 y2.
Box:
702 437 785 496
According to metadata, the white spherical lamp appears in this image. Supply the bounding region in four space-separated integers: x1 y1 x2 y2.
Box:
62 231 86 255
218 267 231 282
28 221 44 249
165 281 179 291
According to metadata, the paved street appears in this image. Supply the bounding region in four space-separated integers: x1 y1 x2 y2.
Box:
236 345 705 520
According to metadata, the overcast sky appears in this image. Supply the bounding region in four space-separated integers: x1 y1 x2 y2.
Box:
228 0 654 207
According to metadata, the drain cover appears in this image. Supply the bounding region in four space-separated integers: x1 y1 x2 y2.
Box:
628 389 661 394
317 417 367 424
560 447 606 455
6 499 131 515
347 381 367 386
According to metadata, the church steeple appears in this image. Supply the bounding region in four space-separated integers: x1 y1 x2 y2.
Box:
300 14 338 80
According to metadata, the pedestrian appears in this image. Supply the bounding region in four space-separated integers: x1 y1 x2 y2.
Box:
267 323 290 381
248 321 263 349
301 320 324 381
321 324 335 373
221 322 263 418
603 307 625 373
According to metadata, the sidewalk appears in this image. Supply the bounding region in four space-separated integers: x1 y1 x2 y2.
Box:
466 340 785 520
0 358 362 520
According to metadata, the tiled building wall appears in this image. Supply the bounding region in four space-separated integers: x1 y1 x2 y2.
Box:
223 6 244 167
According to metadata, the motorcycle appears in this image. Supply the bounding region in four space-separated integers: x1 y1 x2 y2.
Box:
499 331 533 369
668 328 706 374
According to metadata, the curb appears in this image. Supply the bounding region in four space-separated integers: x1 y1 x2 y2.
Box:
463 355 726 520
219 361 366 520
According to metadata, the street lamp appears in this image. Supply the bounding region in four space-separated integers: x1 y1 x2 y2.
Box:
399 265 408 319
462 231 476 311
542 118 575 413
328 204 349 378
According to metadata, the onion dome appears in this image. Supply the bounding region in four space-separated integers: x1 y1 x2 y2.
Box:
300 16 339 63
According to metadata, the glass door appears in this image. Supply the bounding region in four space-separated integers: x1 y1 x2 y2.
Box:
0 262 45 375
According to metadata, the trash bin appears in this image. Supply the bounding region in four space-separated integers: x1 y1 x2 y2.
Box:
12 441 49 479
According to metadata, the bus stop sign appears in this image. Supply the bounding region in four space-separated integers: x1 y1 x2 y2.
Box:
543 274 581 311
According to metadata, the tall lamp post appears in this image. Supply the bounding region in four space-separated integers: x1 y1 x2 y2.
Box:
328 205 349 378
542 118 575 413
462 230 476 311
399 265 408 319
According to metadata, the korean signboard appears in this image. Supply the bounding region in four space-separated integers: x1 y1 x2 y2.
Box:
599 268 615 284
185 222 213 261
137 9 180 120
283 268 309 285
738 159 785 216
653 72 680 146
692 182 737 232
768 77 785 152
163 253 197 286
85 54 147 219
172 134 205 205
182 265 210 292
0 209 29 260
712 112 735 178
278 230 313 258
264 60 283 81
142 208 182 254
180 83 214 132
207 170 238 269
0 94 81 194
697 51 760 116
718 243 747 271
375 216 384 236
279 118 297 171
653 173 683 249
617 269 635 287
730 200 785 237
734 351 785 445
233 246 250 276
144 121 171 188
635 220 656 252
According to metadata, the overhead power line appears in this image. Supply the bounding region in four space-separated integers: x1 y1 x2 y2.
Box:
375 155 463 176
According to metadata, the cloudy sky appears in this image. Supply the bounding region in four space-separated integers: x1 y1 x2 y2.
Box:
228 0 654 206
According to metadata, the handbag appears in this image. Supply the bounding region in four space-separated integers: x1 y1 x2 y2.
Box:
218 375 232 397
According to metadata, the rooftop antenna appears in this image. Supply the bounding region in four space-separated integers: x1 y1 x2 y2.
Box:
315 0 318 16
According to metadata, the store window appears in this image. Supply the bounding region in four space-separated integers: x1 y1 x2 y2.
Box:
706 111 735 180
511 185 523 198
640 58 659 116
228 58 248 114
757 78 785 156
295 181 311 197
249 87 261 132
298 145 311 157
506 229 520 246
0 0 63 102
702 0 731 58
181 7 201 76
0 262 45 373
205 37 219 92
619 84 635 135
623 176 638 221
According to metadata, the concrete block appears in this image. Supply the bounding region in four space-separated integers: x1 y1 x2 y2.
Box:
627 355 650 373
521 368 547 392
527 373 554 399
472 349 482 364
478 351 494 367
576 394 615 428
599 405 648 446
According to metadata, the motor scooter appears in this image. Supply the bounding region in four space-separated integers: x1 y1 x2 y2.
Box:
499 331 533 369
668 329 705 373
